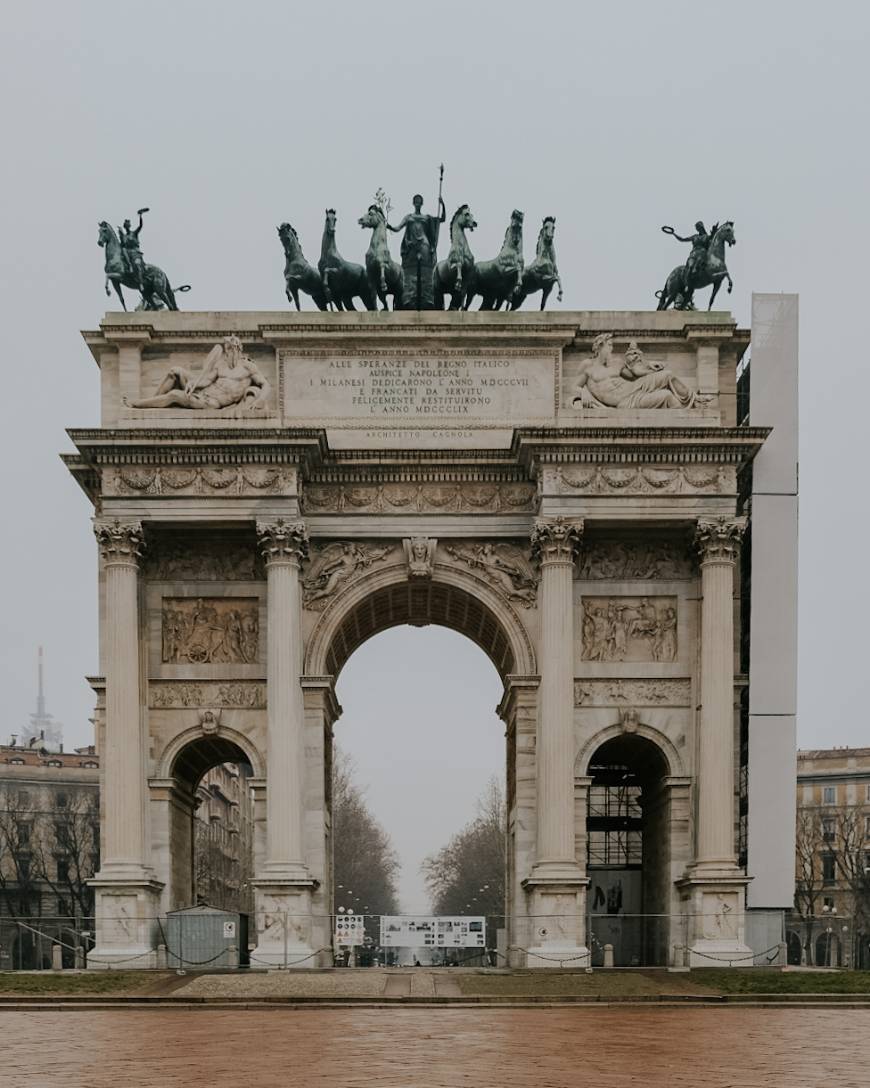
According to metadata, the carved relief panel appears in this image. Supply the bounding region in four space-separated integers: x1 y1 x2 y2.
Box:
145 534 263 581
580 596 677 663
161 598 260 664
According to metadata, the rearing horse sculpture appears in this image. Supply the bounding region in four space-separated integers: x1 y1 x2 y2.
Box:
433 204 477 310
656 221 736 311
464 209 524 310
358 205 403 310
511 216 562 311
97 221 189 311
318 208 375 311
277 222 328 310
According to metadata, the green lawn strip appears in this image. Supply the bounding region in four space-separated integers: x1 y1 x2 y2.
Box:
692 969 870 995
456 970 719 998
0 971 170 995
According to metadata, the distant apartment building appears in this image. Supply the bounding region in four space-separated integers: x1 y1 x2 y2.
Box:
0 739 254 967
0 742 100 968
789 747 870 967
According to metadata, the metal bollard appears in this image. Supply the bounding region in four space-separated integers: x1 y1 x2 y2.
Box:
74 945 85 970
51 943 63 971
603 943 614 968
156 943 168 970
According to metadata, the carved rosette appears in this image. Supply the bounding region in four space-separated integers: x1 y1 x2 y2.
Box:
694 517 747 566
94 519 145 566
256 519 309 567
530 517 584 566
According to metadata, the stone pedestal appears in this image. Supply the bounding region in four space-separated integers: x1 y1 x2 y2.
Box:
251 520 317 966
88 520 163 968
681 517 751 966
524 518 589 966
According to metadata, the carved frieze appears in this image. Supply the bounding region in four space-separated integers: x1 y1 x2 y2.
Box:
302 542 394 610
161 598 259 664
581 597 677 663
103 466 297 497
145 536 262 581
545 465 731 496
149 681 266 709
573 679 691 707
443 542 538 607
301 481 535 515
577 539 692 580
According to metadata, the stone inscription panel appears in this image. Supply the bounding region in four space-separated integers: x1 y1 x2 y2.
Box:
162 598 259 664
581 597 677 662
282 351 556 429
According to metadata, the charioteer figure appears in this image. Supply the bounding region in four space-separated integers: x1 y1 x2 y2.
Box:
387 166 446 309
118 207 150 295
656 218 734 311
667 220 710 290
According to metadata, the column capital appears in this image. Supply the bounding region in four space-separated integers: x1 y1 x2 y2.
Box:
531 517 584 565
256 518 309 567
94 519 145 566
694 516 747 565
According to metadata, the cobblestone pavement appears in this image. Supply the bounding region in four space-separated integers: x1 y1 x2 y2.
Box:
1 1007 869 1087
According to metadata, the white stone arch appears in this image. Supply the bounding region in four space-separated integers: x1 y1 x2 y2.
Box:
304 558 537 680
155 722 266 782
574 719 685 779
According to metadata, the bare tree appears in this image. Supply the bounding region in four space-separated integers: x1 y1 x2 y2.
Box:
0 790 42 921
794 806 826 963
422 777 506 918
332 749 400 917
29 791 98 922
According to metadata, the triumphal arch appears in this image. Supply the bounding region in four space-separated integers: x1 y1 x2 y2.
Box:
66 306 786 968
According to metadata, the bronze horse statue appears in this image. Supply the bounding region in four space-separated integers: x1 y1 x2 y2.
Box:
318 209 375 311
465 209 524 310
97 221 189 311
433 204 477 310
278 222 328 310
656 221 736 310
511 216 562 311
358 205 403 310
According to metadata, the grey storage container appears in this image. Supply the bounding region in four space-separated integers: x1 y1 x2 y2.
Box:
164 904 248 968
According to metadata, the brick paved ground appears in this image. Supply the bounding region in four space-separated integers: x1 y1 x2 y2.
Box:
1 1008 868 1087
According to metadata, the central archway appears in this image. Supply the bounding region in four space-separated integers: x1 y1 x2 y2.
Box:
302 562 538 963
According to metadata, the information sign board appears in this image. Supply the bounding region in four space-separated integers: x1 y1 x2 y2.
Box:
379 915 486 949
334 914 366 947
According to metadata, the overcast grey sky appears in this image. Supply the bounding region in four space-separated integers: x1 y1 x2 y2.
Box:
2 1 868 910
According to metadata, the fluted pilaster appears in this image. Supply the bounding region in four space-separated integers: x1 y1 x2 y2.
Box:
529 517 584 878
94 519 148 876
694 516 746 870
256 519 311 881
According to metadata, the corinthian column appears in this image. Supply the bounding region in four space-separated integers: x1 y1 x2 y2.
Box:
256 518 311 881
694 516 746 871
529 517 584 879
94 519 149 877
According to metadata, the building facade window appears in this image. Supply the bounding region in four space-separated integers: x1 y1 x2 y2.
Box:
56 858 69 882
865 815 870 840
56 793 68 809
822 817 836 842
823 786 837 805
822 854 836 884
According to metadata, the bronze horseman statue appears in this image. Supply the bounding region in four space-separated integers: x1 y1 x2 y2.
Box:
656 219 736 310
97 207 190 311
387 165 446 309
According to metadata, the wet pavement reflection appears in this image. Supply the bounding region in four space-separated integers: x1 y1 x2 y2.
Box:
0 1007 867 1087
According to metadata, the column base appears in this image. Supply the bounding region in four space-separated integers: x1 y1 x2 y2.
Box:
677 867 753 969
87 874 164 970
521 872 590 968
250 876 322 968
